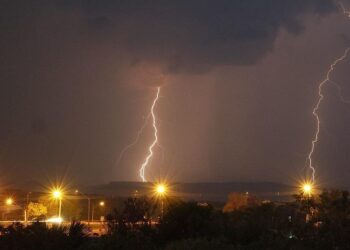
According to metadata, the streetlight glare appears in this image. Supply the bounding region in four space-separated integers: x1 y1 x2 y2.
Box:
153 182 168 218
302 182 313 196
51 188 63 218
46 217 63 223
155 183 167 196
5 198 13 206
52 190 62 199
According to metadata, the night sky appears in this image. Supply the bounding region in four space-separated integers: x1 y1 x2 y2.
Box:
1 0 350 187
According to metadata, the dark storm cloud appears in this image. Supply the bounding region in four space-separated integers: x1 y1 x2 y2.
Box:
0 0 337 88
55 0 336 74
0 0 345 185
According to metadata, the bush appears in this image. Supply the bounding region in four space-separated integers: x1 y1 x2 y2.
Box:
165 238 235 250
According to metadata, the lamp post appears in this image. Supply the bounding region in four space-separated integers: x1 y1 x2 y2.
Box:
5 198 13 206
91 201 105 222
155 183 167 218
4 198 14 221
52 190 62 218
301 182 314 222
75 189 91 223
302 182 313 199
24 192 31 225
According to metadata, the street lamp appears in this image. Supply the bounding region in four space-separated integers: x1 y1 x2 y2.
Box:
53 190 62 199
75 189 91 223
3 198 14 221
5 198 13 206
154 183 168 218
301 182 313 198
156 184 166 196
52 189 63 218
24 192 31 225
91 201 105 222
300 181 314 222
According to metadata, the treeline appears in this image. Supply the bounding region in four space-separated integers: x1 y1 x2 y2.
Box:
0 190 349 249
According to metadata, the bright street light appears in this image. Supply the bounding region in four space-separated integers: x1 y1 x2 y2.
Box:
155 184 167 196
91 201 106 221
301 182 313 197
52 190 62 199
154 182 169 219
5 198 13 206
52 189 63 219
74 189 91 223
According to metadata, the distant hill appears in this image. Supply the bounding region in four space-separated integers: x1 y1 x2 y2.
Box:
85 181 295 202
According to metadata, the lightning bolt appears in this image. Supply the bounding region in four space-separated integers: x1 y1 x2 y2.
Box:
306 49 349 182
331 80 350 103
115 114 150 168
306 3 350 183
139 86 161 182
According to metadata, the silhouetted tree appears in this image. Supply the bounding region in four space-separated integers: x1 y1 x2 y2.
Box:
159 201 225 243
1 190 350 249
122 196 150 225
165 237 235 250
27 202 47 220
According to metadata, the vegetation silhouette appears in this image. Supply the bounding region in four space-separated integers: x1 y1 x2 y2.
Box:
0 190 349 249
